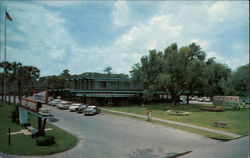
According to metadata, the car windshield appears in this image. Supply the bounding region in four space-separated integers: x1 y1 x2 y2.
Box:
86 106 94 110
72 104 81 106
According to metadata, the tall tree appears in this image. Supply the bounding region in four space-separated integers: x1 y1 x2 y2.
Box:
61 69 71 78
228 64 249 96
130 43 231 105
203 59 231 97
103 67 112 75
182 43 206 104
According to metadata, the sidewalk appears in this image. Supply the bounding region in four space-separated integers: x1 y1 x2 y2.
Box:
102 108 241 138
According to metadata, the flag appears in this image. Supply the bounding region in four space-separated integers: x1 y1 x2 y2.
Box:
5 11 13 21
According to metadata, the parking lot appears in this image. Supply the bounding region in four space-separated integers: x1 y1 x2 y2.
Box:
20 102 219 158
2 97 248 158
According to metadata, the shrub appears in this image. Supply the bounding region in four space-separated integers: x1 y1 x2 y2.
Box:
36 135 55 146
201 107 225 112
11 111 19 123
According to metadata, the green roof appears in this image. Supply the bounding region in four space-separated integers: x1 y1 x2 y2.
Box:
70 90 143 93
76 93 137 98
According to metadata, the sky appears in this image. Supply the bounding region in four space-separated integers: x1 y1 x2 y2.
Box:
0 0 249 76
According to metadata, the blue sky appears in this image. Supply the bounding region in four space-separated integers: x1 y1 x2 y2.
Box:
0 0 249 76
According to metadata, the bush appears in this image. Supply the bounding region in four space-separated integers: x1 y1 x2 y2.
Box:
36 135 55 146
11 111 19 123
201 107 225 112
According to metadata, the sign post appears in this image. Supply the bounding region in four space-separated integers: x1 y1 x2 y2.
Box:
18 90 53 137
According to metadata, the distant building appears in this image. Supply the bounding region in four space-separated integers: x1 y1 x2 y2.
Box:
53 77 144 106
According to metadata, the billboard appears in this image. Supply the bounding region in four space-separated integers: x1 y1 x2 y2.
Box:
33 90 48 104
213 96 245 108
21 98 41 113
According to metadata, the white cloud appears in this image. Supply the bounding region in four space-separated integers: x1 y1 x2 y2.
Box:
208 1 248 23
116 14 183 51
112 0 129 27
3 1 248 76
5 2 77 76
35 1 85 8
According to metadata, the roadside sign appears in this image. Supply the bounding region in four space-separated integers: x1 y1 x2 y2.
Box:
21 98 41 113
33 90 48 104
213 96 245 108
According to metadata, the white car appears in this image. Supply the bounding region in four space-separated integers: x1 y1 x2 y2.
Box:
57 101 72 110
49 99 61 106
84 106 101 115
203 97 211 102
69 103 87 112
38 108 52 116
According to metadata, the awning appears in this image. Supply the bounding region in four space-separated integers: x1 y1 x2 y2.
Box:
76 93 137 98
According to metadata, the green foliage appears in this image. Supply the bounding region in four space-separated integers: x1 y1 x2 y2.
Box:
130 42 235 105
60 69 71 77
0 61 40 96
227 64 249 96
0 102 77 155
36 135 55 146
204 62 231 96
103 66 112 75
131 43 212 105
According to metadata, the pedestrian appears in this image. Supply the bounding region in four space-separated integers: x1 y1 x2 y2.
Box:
146 110 152 121
149 110 152 121
146 110 150 121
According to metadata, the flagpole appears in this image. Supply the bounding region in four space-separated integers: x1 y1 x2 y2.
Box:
4 6 7 102
0 1 2 61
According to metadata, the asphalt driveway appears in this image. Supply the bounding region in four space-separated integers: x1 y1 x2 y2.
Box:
1 98 248 158
12 104 219 158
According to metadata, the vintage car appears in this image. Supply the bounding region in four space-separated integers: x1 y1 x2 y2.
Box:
84 106 101 115
57 101 72 110
48 99 61 106
69 103 87 112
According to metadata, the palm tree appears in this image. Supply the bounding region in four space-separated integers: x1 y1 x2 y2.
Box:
28 66 40 94
10 62 22 104
0 61 13 101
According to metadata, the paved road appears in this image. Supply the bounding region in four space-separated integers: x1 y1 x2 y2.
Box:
182 136 249 158
102 109 241 138
0 104 221 158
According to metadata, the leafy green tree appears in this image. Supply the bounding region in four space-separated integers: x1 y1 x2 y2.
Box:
182 43 206 104
203 59 231 97
61 69 71 78
228 64 249 96
103 67 112 75
130 43 231 106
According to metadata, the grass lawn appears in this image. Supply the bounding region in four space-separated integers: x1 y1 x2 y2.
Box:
105 103 249 136
0 102 77 155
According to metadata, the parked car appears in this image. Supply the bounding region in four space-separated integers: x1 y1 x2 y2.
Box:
203 97 211 102
69 103 87 112
76 104 88 113
48 99 61 106
38 108 51 116
198 97 211 102
84 106 101 115
57 101 72 110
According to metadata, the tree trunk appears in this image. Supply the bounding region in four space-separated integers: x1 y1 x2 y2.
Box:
170 91 178 106
14 94 16 105
17 81 22 103
186 94 190 104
